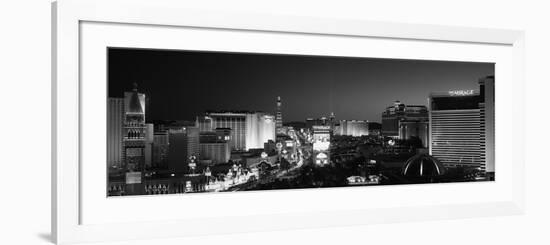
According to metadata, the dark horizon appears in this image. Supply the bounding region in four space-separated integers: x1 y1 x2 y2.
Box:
108 48 494 123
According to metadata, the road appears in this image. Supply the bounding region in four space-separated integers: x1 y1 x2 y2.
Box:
229 131 313 191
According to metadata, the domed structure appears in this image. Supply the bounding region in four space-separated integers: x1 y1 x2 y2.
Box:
315 152 329 165
402 154 446 177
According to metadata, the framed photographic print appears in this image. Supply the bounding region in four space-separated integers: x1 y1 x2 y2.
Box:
52 0 525 244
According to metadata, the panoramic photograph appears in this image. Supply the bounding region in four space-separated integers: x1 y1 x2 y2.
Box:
107 47 495 196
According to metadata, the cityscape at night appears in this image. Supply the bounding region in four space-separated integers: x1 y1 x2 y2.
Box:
107 47 495 196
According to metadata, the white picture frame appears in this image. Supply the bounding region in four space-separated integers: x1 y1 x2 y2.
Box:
52 0 525 244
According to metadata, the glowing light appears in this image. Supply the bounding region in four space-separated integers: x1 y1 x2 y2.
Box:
448 89 475 96
316 152 328 159
315 152 329 165
313 141 330 151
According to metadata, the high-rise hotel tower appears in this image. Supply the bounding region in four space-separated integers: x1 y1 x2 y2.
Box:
107 98 124 169
429 76 495 178
276 96 283 135
122 84 147 194
196 111 276 151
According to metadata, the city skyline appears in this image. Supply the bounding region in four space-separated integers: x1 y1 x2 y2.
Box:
108 48 494 123
107 47 495 196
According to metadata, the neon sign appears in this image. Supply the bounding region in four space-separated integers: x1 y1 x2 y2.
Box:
448 90 475 96
313 141 330 151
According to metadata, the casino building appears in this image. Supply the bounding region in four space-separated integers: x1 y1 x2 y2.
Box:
199 131 230 165
276 96 284 135
312 125 331 165
334 120 369 137
382 101 428 136
382 101 429 147
429 76 495 178
196 111 276 151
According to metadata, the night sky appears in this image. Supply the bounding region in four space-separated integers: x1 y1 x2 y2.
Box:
108 48 494 123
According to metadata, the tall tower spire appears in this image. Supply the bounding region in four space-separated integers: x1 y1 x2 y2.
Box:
276 96 283 135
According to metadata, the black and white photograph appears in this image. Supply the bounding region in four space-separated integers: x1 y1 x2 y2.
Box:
107 47 495 196
9 1 550 244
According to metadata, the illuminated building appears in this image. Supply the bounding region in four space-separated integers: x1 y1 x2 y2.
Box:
199 143 230 165
334 120 369 137
247 113 276 150
195 116 213 132
152 131 169 167
107 97 124 169
382 101 428 138
199 132 230 165
167 127 200 173
196 111 275 151
312 125 331 151
429 76 495 177
276 96 283 135
215 128 232 142
196 113 243 150
122 84 147 195
312 125 331 165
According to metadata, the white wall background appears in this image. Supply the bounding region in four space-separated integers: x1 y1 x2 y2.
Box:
0 0 548 244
